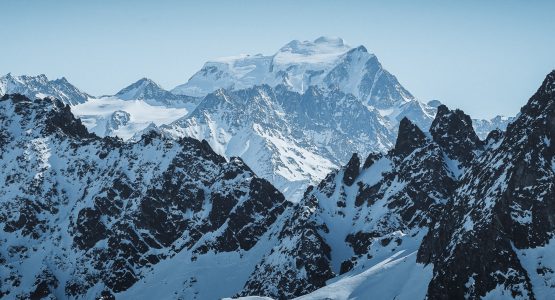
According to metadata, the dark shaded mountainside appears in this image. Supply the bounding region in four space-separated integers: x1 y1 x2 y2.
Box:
0 70 554 300
0 94 289 299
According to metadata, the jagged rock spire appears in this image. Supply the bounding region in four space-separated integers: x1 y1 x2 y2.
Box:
343 153 360 186
535 69 555 98
393 117 427 157
430 104 483 165
518 70 555 119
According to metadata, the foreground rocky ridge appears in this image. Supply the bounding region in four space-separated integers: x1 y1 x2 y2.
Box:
0 94 289 299
286 70 555 300
418 70 555 299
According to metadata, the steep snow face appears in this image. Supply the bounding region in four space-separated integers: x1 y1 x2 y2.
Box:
159 85 394 201
172 37 414 109
0 94 289 299
0 73 90 105
72 96 192 140
294 251 433 300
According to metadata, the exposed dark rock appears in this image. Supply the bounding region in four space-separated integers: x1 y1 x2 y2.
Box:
362 152 382 169
343 153 360 186
74 208 107 250
484 128 504 146
430 104 483 165
418 70 555 299
393 117 427 157
0 94 290 299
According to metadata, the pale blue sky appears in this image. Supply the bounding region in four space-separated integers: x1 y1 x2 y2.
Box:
2 0 554 118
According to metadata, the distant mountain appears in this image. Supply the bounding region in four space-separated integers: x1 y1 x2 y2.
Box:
72 78 199 139
150 38 509 200
172 36 414 109
115 77 198 107
473 115 514 139
158 84 394 201
159 38 431 200
115 77 176 100
0 73 89 105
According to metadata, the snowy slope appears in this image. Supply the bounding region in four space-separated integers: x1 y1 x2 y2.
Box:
72 78 199 140
72 96 192 139
295 251 432 300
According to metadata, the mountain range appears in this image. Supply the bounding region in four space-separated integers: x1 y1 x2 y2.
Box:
0 37 511 201
2 37 547 300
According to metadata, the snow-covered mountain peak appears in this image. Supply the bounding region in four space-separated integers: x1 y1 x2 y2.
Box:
314 36 346 46
51 76 70 84
281 36 348 51
275 37 351 65
0 93 93 139
426 99 442 108
171 37 413 108
115 77 168 100
0 73 90 105
132 77 159 88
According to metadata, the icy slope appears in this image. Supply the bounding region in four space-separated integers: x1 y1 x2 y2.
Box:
295 251 432 300
72 78 199 140
72 96 192 139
